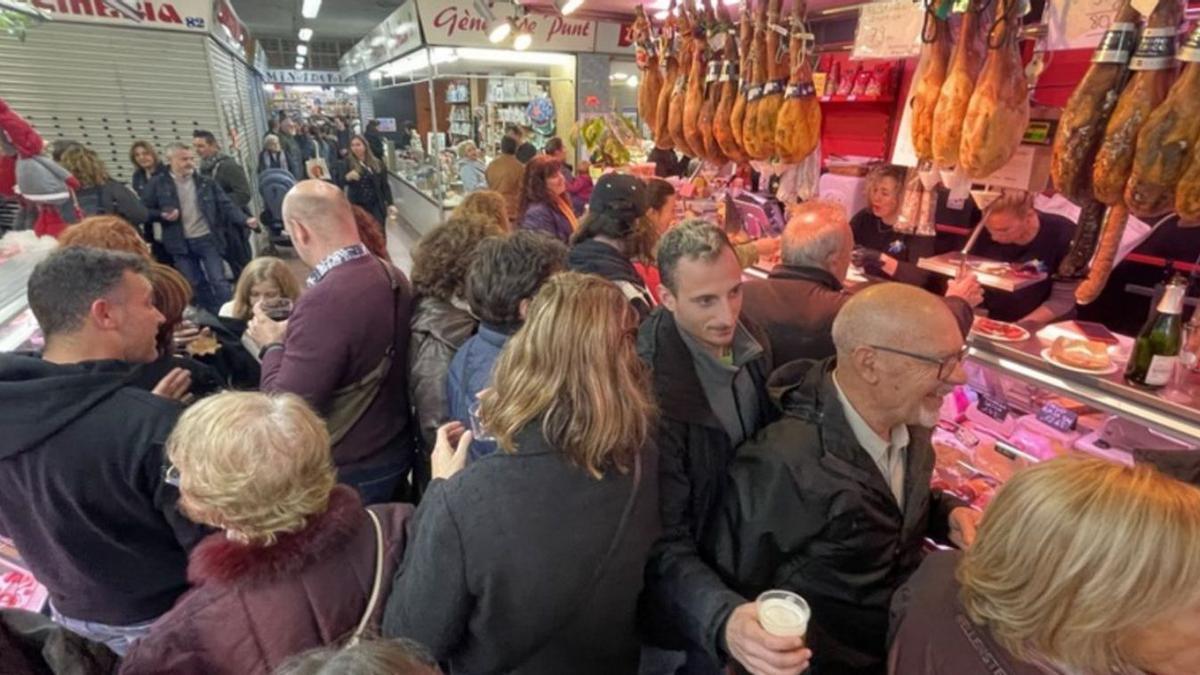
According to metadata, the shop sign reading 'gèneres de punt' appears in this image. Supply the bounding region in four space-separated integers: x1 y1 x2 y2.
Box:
417 0 598 51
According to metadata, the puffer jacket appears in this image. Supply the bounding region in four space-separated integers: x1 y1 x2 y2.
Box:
119 487 413 675
408 295 477 449
704 358 966 675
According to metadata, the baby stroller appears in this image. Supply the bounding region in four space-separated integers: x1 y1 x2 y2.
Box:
258 168 295 250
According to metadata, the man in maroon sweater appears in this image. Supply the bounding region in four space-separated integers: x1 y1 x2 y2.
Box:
248 180 414 503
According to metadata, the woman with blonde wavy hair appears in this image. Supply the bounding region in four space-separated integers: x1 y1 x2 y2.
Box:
219 256 302 321
120 391 414 675
890 455 1200 675
383 272 661 674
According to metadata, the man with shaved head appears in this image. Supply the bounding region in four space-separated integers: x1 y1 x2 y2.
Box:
705 283 982 675
247 180 414 503
743 200 980 364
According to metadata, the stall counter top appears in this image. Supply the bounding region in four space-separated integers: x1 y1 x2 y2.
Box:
967 333 1200 445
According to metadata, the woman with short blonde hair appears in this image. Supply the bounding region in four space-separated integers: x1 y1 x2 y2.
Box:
383 272 660 674
221 256 302 320
890 455 1200 675
121 391 414 675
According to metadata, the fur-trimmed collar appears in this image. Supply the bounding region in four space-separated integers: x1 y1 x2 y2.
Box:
187 485 365 585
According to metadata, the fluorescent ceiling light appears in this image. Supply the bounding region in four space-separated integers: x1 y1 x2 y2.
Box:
296 44 309 56
346 86 359 95
456 47 573 66
298 27 313 41
488 18 512 44
555 0 584 15
512 31 533 50
295 64 305 70
301 0 321 19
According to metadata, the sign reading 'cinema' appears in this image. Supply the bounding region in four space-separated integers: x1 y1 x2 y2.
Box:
29 0 211 31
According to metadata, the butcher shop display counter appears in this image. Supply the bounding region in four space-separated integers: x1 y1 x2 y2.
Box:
935 323 1200 511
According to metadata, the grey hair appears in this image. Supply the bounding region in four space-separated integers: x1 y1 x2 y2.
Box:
264 134 281 149
456 140 478 159
163 142 191 159
780 200 851 271
983 189 1035 221
655 218 733 293
275 638 440 675
28 247 149 338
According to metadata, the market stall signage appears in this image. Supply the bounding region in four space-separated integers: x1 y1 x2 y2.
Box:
27 0 211 31
594 20 637 55
266 70 351 85
851 0 923 60
212 0 250 59
1043 0 1124 52
417 0 598 51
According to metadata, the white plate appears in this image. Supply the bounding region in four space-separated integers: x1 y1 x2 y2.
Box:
1040 349 1120 376
971 321 1031 343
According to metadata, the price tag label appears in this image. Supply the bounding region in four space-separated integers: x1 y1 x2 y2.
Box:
977 393 1010 422
1037 402 1079 432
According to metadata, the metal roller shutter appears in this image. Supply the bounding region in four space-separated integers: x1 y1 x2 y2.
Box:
206 40 264 212
0 22 221 184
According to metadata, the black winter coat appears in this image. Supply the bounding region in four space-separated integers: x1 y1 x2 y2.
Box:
636 308 776 665
408 295 477 449
704 358 966 675
0 356 207 625
343 164 393 229
383 423 660 674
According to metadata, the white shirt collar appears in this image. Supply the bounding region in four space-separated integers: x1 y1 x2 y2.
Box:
831 372 910 467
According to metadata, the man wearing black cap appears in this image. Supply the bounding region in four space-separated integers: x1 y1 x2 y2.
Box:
567 173 655 321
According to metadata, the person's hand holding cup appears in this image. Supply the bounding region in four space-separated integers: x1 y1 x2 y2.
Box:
723 592 812 675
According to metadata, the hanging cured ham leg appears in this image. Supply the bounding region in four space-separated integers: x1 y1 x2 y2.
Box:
683 0 710 159
714 1 747 162
654 4 679 150
741 0 770 159
634 6 664 135
910 7 951 163
698 0 729 163
669 2 698 157
1051 0 1139 203
729 0 754 156
931 4 985 168
775 0 820 163
1125 22 1200 218
959 0 1030 178
752 0 785 159
1092 0 1182 206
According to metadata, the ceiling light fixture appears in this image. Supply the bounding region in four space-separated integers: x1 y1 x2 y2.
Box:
296 44 309 56
554 0 584 15
513 29 533 50
487 17 513 43
456 47 573 66
301 0 322 19
298 27 313 41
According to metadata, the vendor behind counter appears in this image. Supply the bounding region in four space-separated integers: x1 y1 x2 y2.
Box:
972 190 1075 328
850 164 936 288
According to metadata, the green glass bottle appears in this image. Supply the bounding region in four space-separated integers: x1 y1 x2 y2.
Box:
1125 276 1187 388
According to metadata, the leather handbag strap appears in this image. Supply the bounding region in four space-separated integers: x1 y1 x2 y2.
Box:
346 508 385 648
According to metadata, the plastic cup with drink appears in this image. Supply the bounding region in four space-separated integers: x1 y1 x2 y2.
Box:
756 590 810 640
468 388 496 442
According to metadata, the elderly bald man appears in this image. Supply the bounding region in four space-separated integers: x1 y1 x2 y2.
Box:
704 282 982 675
742 200 981 364
247 180 415 504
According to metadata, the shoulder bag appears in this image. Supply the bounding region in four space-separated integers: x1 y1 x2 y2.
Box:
345 508 385 648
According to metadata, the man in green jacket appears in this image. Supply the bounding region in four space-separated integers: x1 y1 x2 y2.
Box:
193 129 254 276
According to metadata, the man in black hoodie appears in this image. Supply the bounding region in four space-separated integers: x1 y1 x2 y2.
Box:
637 220 811 675
0 247 205 655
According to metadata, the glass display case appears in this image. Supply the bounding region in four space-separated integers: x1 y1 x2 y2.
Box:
930 327 1200 511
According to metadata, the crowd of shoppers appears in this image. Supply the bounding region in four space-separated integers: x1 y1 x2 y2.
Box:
3 119 1200 675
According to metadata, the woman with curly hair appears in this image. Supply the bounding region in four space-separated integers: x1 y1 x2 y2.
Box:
517 155 577 244
407 213 505 488
120 391 415 675
58 144 148 226
453 190 510 232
